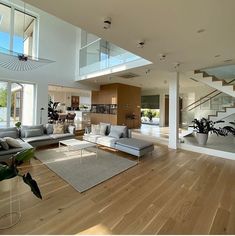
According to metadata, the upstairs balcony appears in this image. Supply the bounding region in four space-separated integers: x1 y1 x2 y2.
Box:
78 38 151 80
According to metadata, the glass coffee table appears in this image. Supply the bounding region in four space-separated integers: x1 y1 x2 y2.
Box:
59 139 97 158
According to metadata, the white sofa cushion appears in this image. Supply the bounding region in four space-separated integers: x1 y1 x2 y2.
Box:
109 125 127 138
97 136 118 148
83 134 102 143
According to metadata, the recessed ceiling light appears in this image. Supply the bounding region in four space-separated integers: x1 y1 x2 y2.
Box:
137 40 145 48
214 54 221 58
197 29 206 33
224 59 233 63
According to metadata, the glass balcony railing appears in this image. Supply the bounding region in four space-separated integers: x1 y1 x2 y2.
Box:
79 38 150 77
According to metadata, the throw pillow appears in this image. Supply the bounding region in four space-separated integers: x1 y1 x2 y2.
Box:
100 122 111 134
45 124 54 134
108 129 123 139
91 124 100 135
109 125 127 138
0 138 9 150
100 124 108 136
53 124 64 134
4 137 22 148
25 129 42 138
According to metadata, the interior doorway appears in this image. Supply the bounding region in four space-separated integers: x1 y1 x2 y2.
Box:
164 95 182 126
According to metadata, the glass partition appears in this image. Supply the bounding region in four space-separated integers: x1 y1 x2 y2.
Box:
79 38 141 76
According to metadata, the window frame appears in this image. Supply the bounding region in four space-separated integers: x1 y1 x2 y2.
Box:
0 79 36 127
0 0 39 57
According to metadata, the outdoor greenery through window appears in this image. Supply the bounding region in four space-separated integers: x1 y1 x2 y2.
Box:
0 81 35 127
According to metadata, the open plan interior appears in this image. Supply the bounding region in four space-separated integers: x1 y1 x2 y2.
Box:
0 0 235 235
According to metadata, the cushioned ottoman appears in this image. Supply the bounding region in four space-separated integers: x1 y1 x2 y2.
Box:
115 138 154 160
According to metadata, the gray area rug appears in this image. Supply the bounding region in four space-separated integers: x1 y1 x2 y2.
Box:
35 147 137 193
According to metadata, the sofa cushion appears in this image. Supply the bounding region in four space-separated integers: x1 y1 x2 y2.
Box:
0 141 33 158
53 124 64 134
109 125 127 138
49 133 74 140
108 129 123 139
83 134 102 143
0 138 9 150
45 124 54 134
115 138 154 151
25 129 42 138
0 127 18 138
4 137 22 148
22 135 54 144
21 125 44 138
100 122 111 135
100 123 108 136
91 124 100 135
96 136 118 148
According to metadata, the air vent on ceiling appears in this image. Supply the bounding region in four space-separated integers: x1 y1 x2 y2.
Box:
190 77 198 82
118 72 139 79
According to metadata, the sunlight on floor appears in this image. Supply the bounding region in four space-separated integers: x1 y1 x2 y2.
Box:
76 223 112 235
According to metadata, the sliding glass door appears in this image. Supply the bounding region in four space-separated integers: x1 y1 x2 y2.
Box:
0 80 35 127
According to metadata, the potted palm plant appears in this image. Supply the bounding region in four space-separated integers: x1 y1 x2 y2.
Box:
190 118 226 145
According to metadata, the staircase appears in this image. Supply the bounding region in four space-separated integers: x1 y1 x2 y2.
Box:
194 70 235 97
208 103 235 122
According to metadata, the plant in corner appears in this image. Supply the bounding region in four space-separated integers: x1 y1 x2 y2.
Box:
0 148 42 199
189 118 226 145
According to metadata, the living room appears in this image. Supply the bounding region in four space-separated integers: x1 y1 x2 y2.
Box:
1 0 235 235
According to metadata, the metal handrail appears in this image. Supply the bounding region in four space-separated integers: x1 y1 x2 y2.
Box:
182 78 235 111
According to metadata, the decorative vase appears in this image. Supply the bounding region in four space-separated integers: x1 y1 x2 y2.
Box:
196 133 208 145
0 177 21 229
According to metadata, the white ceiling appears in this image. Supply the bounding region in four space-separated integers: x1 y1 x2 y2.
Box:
22 0 235 91
23 0 235 72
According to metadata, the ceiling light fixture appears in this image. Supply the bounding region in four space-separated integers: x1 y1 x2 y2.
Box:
159 54 166 61
197 28 206 34
0 2 54 71
103 17 112 29
137 40 145 48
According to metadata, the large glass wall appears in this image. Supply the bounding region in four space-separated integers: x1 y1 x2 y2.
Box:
0 3 11 50
0 80 35 127
0 2 37 56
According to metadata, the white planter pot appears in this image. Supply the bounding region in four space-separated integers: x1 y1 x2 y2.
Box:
196 133 208 146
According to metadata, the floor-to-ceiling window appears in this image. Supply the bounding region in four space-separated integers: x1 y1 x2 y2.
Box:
0 1 37 56
0 81 35 127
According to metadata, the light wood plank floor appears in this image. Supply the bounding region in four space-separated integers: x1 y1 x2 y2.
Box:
1 144 235 235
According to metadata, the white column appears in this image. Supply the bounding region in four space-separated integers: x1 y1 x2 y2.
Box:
168 72 179 149
159 93 165 127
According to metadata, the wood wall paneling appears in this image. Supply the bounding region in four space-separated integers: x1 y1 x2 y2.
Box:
91 83 141 128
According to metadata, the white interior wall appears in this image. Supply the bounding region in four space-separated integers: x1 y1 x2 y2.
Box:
0 0 97 125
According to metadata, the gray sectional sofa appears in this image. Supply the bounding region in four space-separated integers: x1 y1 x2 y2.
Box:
0 124 75 161
83 123 154 160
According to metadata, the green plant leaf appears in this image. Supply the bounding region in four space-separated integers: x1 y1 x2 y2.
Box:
15 148 35 164
0 163 18 181
23 173 42 199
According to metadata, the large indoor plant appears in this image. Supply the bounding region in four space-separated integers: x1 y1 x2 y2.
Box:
190 118 226 145
0 148 42 199
223 121 235 136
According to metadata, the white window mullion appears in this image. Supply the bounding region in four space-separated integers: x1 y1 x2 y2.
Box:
9 5 14 51
6 82 11 127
